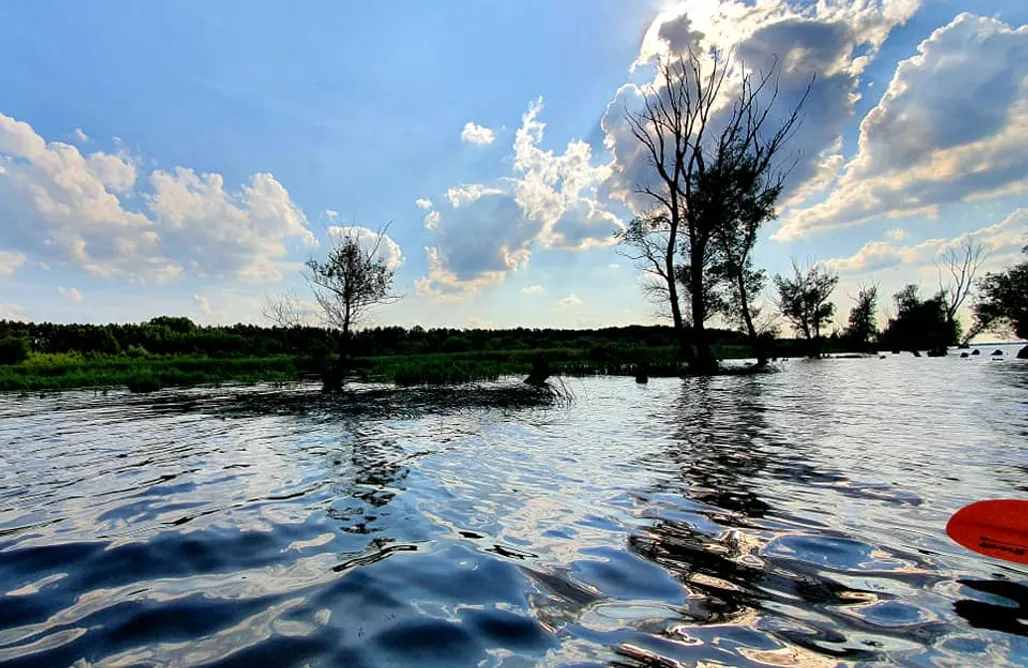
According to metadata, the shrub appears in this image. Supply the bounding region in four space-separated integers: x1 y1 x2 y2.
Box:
0 337 30 365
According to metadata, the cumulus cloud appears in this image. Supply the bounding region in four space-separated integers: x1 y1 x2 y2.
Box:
57 286 83 303
419 100 623 300
148 168 316 281
325 209 339 220
521 284 543 295
0 250 26 276
825 208 1028 275
414 198 432 210
415 191 540 299
73 128 89 143
423 210 441 230
557 294 583 306
778 14 1028 239
0 112 316 284
461 121 496 145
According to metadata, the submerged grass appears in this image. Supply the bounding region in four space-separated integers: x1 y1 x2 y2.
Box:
0 342 765 393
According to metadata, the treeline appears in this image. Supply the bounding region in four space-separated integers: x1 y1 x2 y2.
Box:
0 317 757 362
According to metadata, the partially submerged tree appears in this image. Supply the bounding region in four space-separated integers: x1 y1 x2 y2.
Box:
305 225 401 390
972 243 1028 343
774 261 838 357
698 131 791 367
843 285 879 353
619 48 810 373
937 238 988 344
880 284 957 354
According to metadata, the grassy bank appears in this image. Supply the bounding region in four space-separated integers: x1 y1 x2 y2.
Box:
0 344 705 393
0 353 299 393
0 339 787 394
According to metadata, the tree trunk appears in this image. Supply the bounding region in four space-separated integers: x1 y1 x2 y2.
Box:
666 212 695 369
689 258 718 374
736 272 767 368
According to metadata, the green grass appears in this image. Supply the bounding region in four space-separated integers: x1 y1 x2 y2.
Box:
0 354 298 393
0 341 770 393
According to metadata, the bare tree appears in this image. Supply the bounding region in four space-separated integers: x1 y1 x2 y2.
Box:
936 238 988 344
621 52 730 369
620 48 810 373
305 224 401 389
261 290 308 328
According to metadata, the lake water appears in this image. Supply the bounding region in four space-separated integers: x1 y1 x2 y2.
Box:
1 354 1027 667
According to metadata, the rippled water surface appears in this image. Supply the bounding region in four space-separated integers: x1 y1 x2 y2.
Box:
2 355 1028 666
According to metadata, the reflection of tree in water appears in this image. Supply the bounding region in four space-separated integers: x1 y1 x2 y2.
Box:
630 377 773 622
624 377 884 663
953 579 1028 638
324 420 411 536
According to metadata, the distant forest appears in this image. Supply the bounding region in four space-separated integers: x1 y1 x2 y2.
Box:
0 317 761 359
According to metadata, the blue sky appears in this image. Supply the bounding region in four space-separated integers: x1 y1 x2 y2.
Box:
1 0 1026 334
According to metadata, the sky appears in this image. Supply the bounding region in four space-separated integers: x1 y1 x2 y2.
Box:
0 0 1026 336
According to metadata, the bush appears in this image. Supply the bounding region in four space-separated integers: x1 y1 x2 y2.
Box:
0 337 30 365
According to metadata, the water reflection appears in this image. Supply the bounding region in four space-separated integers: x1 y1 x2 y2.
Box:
0 361 1027 666
954 579 1028 638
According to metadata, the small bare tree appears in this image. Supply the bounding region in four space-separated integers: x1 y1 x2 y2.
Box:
305 225 401 389
936 238 988 344
261 290 308 328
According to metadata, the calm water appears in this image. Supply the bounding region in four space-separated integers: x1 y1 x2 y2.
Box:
1 355 1027 667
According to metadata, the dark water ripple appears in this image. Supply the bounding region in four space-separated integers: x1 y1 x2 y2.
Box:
1 356 1027 666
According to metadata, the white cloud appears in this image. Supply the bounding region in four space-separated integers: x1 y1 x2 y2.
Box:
0 250 26 276
414 245 509 301
885 228 908 242
511 99 622 250
73 128 89 143
557 294 583 307
419 99 624 301
460 121 496 146
414 192 539 300
608 263 621 270
192 294 214 317
445 183 506 207
778 14 1028 239
325 225 404 271
0 112 316 285
325 209 339 220
0 303 27 321
57 286 83 303
521 284 543 295
414 198 432 210
423 210 441 230
147 168 316 282
825 208 1028 275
